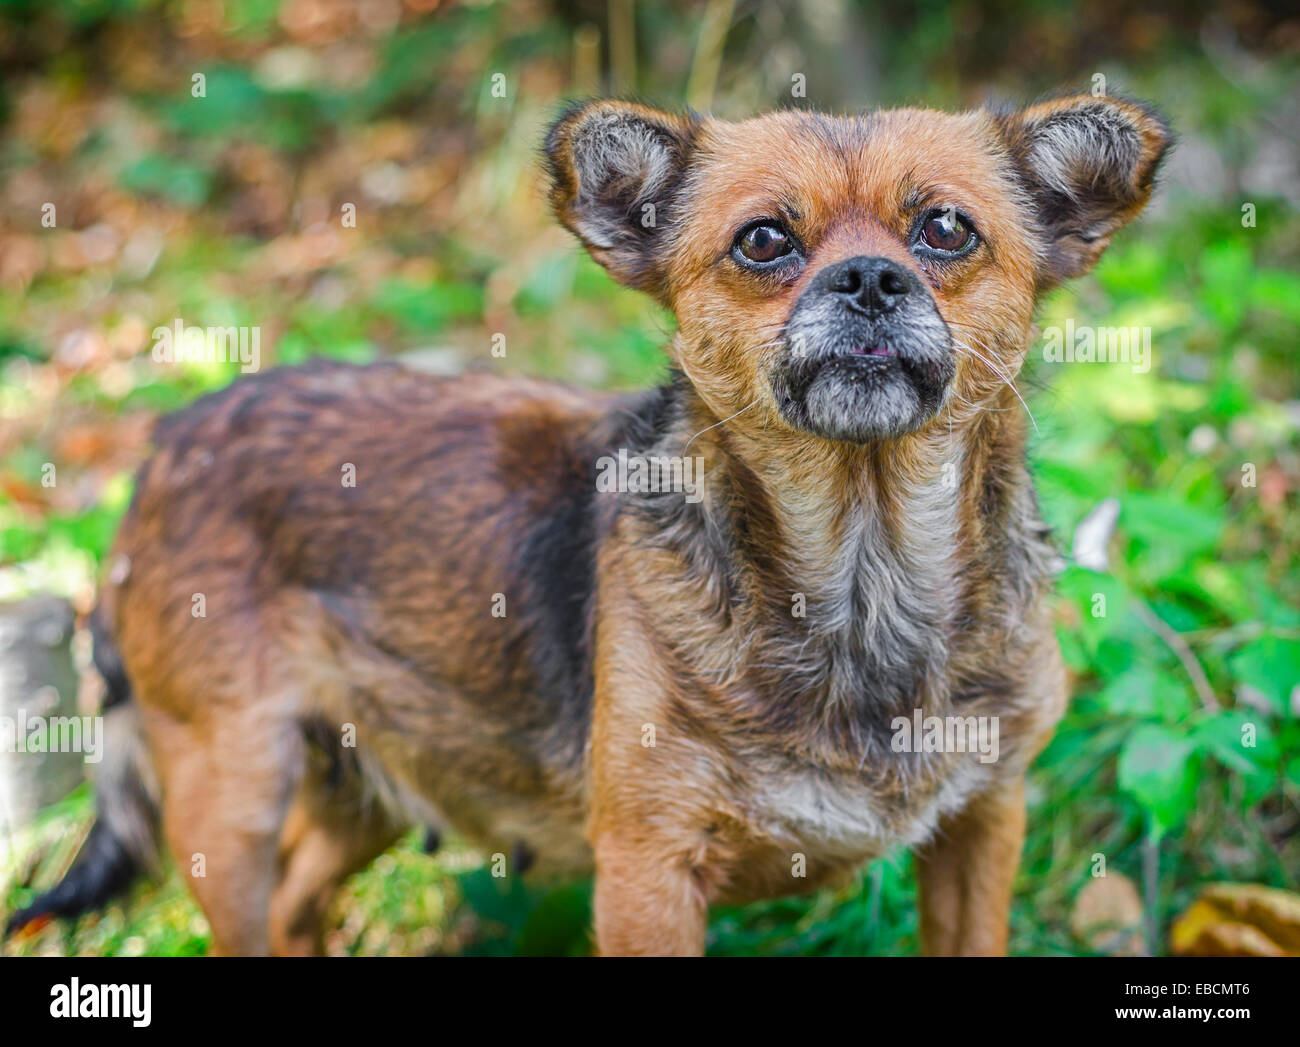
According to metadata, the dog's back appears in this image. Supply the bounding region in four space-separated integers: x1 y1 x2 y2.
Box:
17 361 635 951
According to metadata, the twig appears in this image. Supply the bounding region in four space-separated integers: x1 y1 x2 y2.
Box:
1133 598 1220 712
1142 830 1159 957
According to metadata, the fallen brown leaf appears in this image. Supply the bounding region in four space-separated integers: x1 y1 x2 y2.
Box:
1071 873 1145 955
1171 883 1300 957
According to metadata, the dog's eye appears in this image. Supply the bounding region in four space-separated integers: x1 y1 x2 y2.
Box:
919 209 974 253
735 223 794 265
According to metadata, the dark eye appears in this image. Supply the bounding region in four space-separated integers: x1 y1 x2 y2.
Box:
919 209 975 253
735 223 794 265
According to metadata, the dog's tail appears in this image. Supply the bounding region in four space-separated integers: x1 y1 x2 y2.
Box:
5 608 160 937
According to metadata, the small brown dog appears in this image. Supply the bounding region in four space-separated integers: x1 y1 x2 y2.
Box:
13 93 1168 956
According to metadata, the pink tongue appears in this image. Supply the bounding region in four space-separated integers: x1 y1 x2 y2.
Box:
866 345 894 356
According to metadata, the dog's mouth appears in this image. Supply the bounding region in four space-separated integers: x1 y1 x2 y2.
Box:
771 316 955 444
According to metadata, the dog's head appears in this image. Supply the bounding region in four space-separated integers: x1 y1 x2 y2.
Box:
546 96 1168 444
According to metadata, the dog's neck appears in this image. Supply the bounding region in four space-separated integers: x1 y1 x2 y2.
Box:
680 382 974 619
606 372 1051 750
610 368 1044 596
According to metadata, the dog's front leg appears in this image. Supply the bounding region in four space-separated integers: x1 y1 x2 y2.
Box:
587 698 711 956
914 777 1026 956
591 830 708 956
588 571 711 956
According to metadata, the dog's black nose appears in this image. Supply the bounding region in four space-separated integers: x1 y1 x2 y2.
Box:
825 256 913 315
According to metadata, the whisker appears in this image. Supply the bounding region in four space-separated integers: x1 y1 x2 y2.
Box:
683 397 762 455
952 338 1039 434
946 383 1012 415
945 353 1014 416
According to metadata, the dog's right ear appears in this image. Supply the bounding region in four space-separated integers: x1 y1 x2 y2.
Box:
997 95 1171 289
545 100 700 299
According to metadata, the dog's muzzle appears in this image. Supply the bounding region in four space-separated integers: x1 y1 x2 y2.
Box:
771 255 955 443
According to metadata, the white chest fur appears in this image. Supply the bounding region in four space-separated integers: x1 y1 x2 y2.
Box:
749 755 992 863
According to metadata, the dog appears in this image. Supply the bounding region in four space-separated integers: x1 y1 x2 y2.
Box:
9 93 1169 956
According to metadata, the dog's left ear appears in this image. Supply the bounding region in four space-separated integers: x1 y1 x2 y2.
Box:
545 100 700 300
998 95 1171 288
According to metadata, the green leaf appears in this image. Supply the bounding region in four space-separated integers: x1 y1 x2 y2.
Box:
1121 493 1224 561
1194 711 1278 806
1057 567 1130 646
1117 724 1199 836
1229 636 1300 714
1099 664 1161 717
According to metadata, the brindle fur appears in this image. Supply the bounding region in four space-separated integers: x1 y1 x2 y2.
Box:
60 95 1167 955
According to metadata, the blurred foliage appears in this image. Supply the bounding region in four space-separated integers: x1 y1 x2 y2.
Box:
1 0 1297 956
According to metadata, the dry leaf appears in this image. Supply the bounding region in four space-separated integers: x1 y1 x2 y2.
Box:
1071 873 1145 955
1171 883 1300 957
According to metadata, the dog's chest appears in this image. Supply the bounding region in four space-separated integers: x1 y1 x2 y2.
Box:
768 486 962 707
733 507 969 852
744 752 991 865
